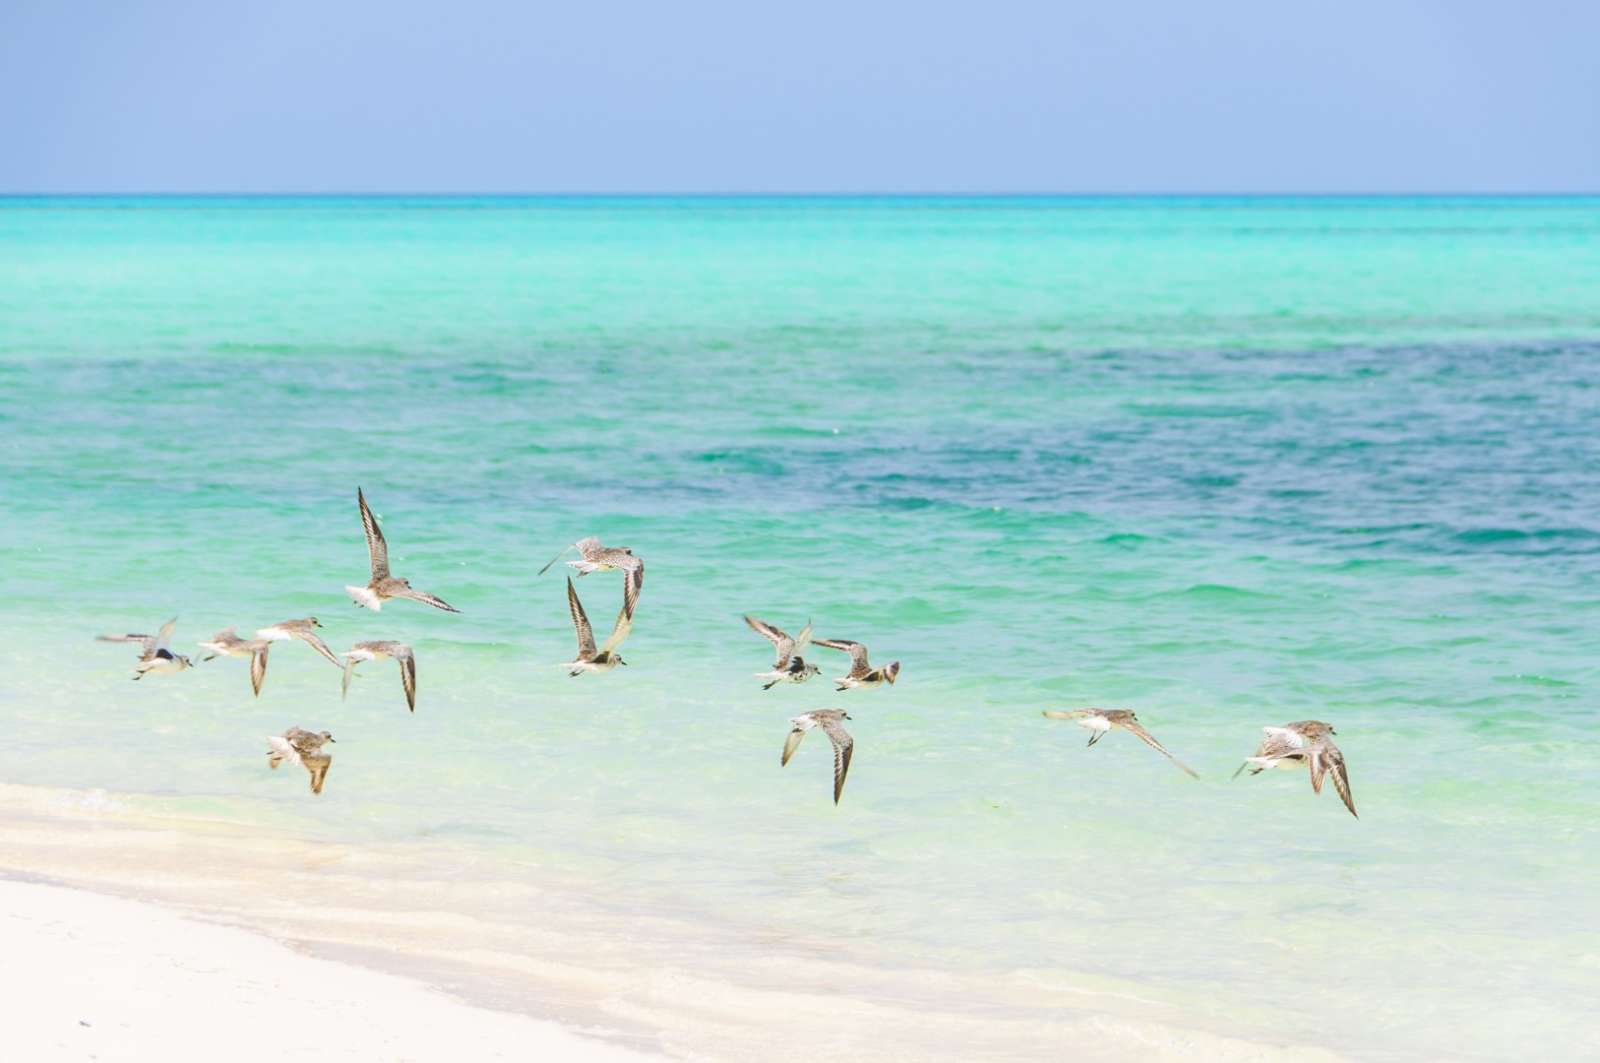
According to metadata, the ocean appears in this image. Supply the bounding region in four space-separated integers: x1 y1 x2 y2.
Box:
2 196 1598 1060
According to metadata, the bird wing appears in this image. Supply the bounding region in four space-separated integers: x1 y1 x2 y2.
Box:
813 638 870 677
357 488 390 580
397 647 417 712
1309 742 1357 818
288 629 343 667
819 716 855 804
154 617 177 653
599 603 633 654
305 754 331 795
392 585 461 613
250 643 269 696
567 577 596 658
745 615 795 667
781 724 807 766
1118 718 1199 778
1041 710 1095 722
622 557 644 618
793 620 813 655
98 632 157 656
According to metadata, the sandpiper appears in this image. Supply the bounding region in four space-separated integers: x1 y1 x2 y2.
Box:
1233 721 1357 818
782 709 854 805
539 536 644 617
255 617 343 667
1042 708 1199 778
812 638 900 691
745 615 819 689
197 628 271 696
97 617 192 679
266 727 335 795
565 576 632 676
339 640 417 712
346 488 461 613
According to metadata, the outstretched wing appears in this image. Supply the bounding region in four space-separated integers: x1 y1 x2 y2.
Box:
622 557 644 618
154 617 178 653
567 577 596 658
98 632 157 656
819 716 855 804
1042 709 1095 722
813 638 871 677
396 647 417 712
745 615 796 667
357 488 390 580
294 629 344 667
1309 742 1357 818
600 603 633 655
392 586 461 613
249 644 269 696
305 754 331 795
781 725 807 766
1118 718 1199 779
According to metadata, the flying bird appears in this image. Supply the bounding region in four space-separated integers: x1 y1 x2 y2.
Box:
97 617 191 678
345 488 461 613
744 615 819 689
539 536 644 617
197 628 271 696
564 576 632 676
1042 708 1199 778
266 727 335 795
340 640 417 712
255 617 343 668
812 638 900 691
782 710 854 805
1233 720 1357 818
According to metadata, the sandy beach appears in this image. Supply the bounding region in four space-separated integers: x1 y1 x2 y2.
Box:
1 877 659 1063
0 783 1352 1063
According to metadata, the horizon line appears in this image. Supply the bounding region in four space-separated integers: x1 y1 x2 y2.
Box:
3 190 1600 199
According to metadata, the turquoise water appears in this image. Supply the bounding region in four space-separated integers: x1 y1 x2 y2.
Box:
3 197 1600 1059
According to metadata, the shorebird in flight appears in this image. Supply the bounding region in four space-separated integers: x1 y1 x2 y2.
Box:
782 710 854 805
812 638 899 691
1233 721 1357 818
266 727 335 795
97 617 192 679
564 576 632 676
255 617 343 668
339 640 417 712
1042 708 1199 778
346 488 461 613
539 536 644 617
744 615 819 689
197 628 271 696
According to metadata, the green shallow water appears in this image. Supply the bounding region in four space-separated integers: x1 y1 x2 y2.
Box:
2 197 1599 1060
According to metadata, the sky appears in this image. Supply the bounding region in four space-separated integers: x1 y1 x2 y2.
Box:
2 0 1597 194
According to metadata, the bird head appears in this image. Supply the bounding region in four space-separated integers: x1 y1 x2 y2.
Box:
884 661 901 684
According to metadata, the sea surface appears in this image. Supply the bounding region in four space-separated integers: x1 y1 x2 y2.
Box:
2 196 1599 1060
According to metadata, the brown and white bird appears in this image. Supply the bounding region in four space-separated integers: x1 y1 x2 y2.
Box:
255 617 343 668
97 617 191 679
564 577 632 676
266 727 335 795
539 536 644 617
1042 708 1198 778
1233 721 1357 818
812 637 899 691
745 615 819 689
339 641 417 712
345 488 461 613
197 628 271 696
782 710 854 805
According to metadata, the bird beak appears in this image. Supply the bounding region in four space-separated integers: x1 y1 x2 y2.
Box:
328 737 337 743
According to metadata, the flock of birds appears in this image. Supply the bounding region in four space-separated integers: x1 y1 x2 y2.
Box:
95 489 1357 816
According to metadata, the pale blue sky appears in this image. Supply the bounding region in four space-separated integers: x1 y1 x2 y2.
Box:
2 0 1597 193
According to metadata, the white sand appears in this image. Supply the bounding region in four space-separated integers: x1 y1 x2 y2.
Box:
0 878 659 1063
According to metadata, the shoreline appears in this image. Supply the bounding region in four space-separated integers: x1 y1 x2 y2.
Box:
0 782 1347 1062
